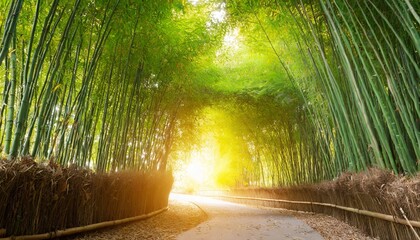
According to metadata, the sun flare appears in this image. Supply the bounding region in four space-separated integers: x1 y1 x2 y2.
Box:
185 149 214 184
186 160 206 184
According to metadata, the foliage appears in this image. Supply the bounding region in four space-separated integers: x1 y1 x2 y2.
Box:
0 0 418 188
175 0 419 187
0 0 224 173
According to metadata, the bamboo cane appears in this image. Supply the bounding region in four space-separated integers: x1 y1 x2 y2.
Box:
0 0 23 65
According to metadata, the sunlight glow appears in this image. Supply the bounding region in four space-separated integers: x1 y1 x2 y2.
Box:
223 28 240 50
216 28 241 57
188 0 200 6
172 140 218 193
210 3 226 23
186 160 206 184
185 149 213 185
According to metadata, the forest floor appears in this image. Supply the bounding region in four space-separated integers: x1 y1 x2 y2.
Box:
66 194 375 240
290 210 378 240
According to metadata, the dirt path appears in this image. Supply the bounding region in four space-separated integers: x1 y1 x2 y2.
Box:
65 193 375 240
174 194 324 240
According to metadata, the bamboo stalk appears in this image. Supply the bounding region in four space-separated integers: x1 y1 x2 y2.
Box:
3 33 16 155
0 0 23 65
0 207 168 240
216 195 420 229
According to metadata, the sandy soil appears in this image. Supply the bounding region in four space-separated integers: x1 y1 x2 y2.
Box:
287 210 377 240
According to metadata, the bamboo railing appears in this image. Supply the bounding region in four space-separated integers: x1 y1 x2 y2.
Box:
0 207 168 240
214 195 420 229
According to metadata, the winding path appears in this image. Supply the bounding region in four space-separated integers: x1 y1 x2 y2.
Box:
173 194 324 240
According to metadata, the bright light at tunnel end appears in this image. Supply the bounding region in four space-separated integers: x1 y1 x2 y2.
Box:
186 160 206 184
173 147 216 193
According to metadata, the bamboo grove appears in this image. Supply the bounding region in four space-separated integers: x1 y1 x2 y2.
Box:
241 0 419 186
179 0 419 187
0 0 218 172
0 0 419 186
